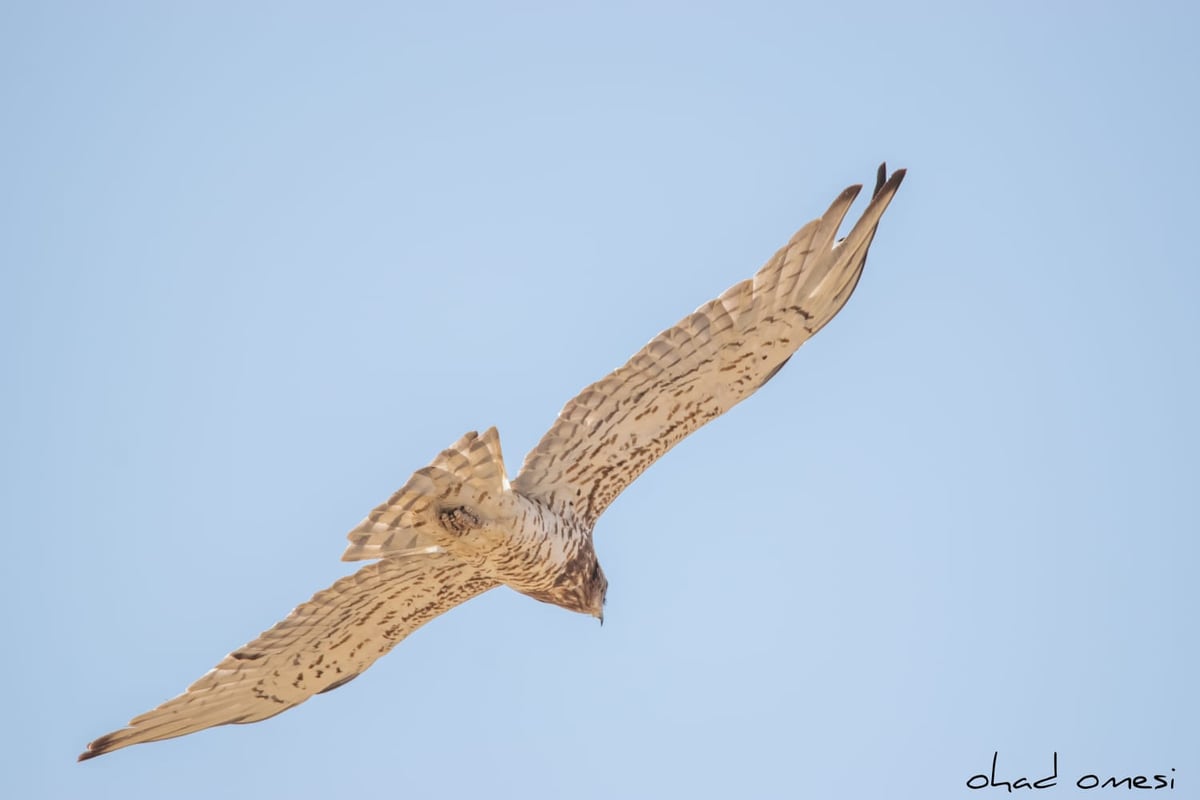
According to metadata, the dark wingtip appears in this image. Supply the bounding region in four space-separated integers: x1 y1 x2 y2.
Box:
873 163 906 198
78 733 117 762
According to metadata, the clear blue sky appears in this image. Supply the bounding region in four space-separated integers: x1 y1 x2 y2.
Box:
3 2 1197 798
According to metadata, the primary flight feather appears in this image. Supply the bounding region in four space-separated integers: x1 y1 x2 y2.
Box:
80 165 905 760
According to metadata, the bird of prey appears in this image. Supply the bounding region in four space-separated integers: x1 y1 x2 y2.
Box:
80 165 905 760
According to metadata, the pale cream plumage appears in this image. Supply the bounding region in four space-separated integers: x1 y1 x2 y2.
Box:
81 556 496 759
80 166 905 760
515 166 903 523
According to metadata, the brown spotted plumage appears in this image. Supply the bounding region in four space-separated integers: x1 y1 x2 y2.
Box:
80 166 905 761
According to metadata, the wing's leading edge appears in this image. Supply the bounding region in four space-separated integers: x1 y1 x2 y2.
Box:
513 166 905 523
79 553 496 760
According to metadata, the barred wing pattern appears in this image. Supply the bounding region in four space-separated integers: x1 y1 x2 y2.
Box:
80 554 496 760
342 428 512 563
80 166 904 762
514 167 905 523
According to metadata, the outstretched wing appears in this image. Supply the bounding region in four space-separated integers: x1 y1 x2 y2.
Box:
513 166 905 524
80 553 496 760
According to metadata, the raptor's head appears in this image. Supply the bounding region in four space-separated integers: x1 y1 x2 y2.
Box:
521 549 608 622
561 546 607 622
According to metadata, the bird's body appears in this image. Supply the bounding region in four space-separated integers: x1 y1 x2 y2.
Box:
80 165 905 760
342 427 605 616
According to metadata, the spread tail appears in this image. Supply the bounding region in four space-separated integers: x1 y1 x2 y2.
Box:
342 427 513 561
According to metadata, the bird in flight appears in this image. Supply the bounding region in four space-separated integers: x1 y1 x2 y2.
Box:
80 165 905 760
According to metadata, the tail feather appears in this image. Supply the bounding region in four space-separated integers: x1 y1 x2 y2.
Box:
342 427 512 562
